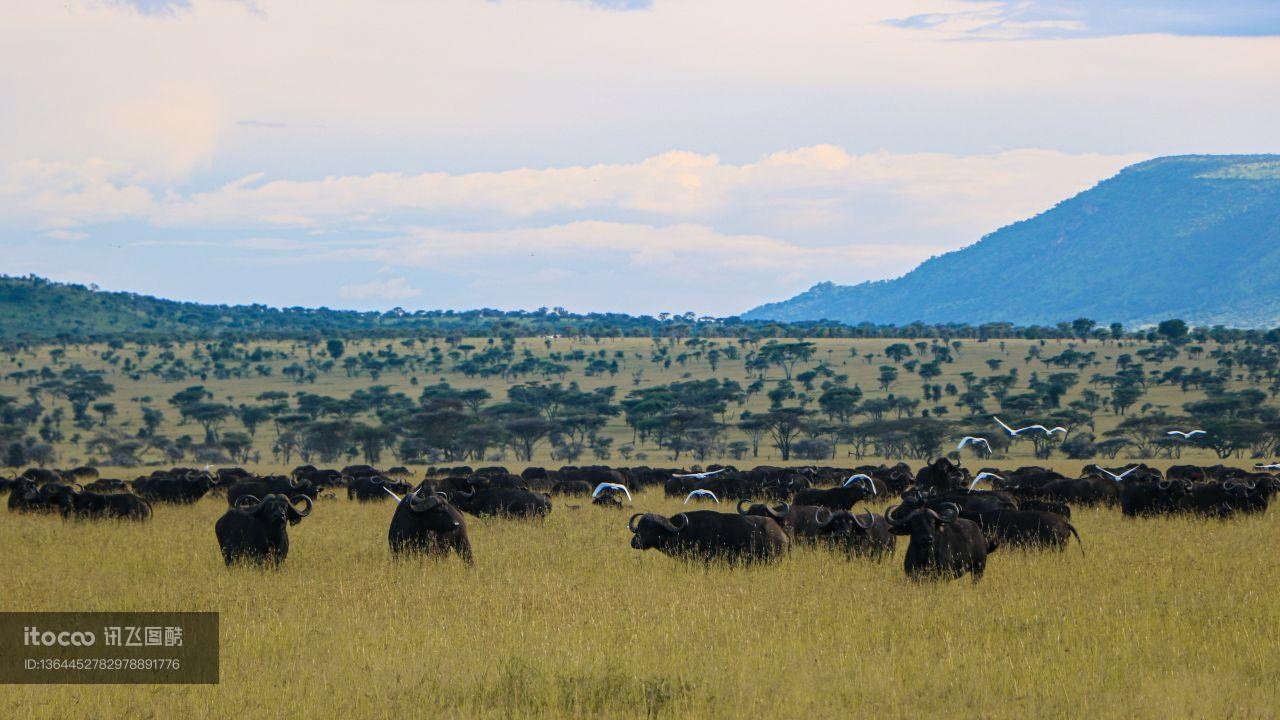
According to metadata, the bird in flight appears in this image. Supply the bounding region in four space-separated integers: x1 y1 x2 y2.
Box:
684 489 720 504
1096 467 1138 483
1254 463 1280 470
673 468 727 479
592 483 632 501
843 473 877 495
1165 430 1206 439
957 436 991 452
382 486 403 503
994 416 1066 436
967 472 1004 491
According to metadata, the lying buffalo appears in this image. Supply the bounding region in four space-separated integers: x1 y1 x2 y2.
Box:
886 502 993 581
388 487 472 564
214 494 313 566
58 488 152 521
628 511 787 564
451 487 552 518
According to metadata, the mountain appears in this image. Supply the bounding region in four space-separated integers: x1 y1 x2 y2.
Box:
745 155 1280 328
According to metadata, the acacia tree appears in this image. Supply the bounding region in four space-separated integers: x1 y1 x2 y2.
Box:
762 407 808 461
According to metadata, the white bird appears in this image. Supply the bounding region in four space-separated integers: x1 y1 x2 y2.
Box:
382 486 403 503
592 482 632 501
1165 430 1206 439
994 416 1066 436
684 489 720 504
967 472 1004 491
957 436 991 452
673 469 727 480
1096 467 1138 483
843 473 877 496
1254 463 1280 470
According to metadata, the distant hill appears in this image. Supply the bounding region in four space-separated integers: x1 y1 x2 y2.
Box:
745 155 1280 328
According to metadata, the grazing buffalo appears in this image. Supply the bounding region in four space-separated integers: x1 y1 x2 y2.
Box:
451 487 552 518
85 478 128 493
1017 499 1072 519
227 476 319 507
792 483 872 511
388 487 472 564
629 511 788 564
134 472 213 504
58 489 152 521
966 509 1082 553
214 494 313 566
886 502 993 581
347 475 412 502
551 480 593 496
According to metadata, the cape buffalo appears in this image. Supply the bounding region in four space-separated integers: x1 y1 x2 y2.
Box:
214 493 313 566
134 472 213 504
388 488 472 564
58 488 152 521
451 487 552 518
966 509 1082 553
347 475 411 502
792 484 873 511
886 502 993 581
227 476 319 507
628 510 788 564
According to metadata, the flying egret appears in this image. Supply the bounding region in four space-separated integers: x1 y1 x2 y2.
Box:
673 469 727 480
382 486 403 503
592 482 632 502
1096 467 1137 483
1165 430 1206 439
684 489 720 504
994 417 1066 436
1254 463 1280 470
957 436 991 452
843 473 877 496
967 472 1004 491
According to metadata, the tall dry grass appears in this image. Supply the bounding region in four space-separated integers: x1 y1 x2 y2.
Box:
2 487 1277 719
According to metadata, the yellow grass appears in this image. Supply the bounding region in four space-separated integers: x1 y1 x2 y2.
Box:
2 485 1277 719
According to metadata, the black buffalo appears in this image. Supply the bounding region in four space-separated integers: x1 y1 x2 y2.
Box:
347 475 412 502
58 489 152 521
134 472 213 504
628 511 788 564
966 509 1082 553
451 487 552 518
886 502 993 581
214 494 313 566
227 476 319 507
792 483 873 511
388 488 472 564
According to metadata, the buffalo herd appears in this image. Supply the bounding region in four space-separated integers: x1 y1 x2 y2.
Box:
4 458 1278 580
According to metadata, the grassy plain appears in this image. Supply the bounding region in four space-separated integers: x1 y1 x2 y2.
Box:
1 487 1277 719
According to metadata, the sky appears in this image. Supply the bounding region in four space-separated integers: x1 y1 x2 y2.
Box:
1 0 1278 316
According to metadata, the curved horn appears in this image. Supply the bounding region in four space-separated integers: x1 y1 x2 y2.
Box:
670 513 690 532
768 502 790 519
235 494 261 509
852 509 875 530
936 502 960 524
292 495 313 517
409 493 441 513
736 498 753 515
1157 480 1172 491
288 475 303 489
884 504 910 525
814 507 835 528
628 513 644 532
1224 481 1237 492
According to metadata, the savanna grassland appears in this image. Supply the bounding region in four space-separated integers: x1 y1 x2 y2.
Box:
4 332 1280 718
1 490 1278 719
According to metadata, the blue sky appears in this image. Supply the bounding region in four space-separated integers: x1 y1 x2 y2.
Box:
2 1 1278 315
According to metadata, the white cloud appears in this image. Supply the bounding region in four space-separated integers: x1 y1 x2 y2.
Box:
336 277 422 303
